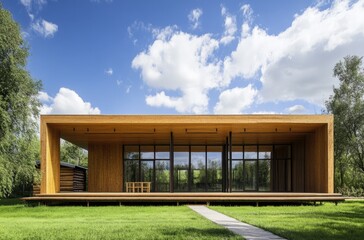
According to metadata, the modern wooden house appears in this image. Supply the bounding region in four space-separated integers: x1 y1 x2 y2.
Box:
24 114 345 204
33 161 87 195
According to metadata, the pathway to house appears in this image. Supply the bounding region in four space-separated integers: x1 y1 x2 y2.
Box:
189 205 286 240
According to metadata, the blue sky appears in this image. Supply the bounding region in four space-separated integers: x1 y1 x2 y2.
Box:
3 0 364 115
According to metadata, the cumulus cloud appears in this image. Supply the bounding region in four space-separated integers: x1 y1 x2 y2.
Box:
220 6 237 45
31 19 58 38
286 105 306 114
188 8 203 29
39 88 100 114
225 0 364 105
214 85 257 114
132 29 222 113
133 0 364 114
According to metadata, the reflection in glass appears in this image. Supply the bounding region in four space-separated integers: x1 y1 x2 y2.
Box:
191 150 206 191
207 150 222 192
140 146 154 159
232 161 244 191
232 146 243 159
140 161 153 184
174 151 189 192
124 159 139 183
244 146 258 159
258 160 271 191
156 146 169 159
155 160 170 192
244 160 257 191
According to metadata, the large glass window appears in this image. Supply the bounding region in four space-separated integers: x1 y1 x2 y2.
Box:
232 161 244 191
123 144 290 193
207 146 222 192
155 160 170 192
258 145 272 191
174 146 189 192
191 147 206 192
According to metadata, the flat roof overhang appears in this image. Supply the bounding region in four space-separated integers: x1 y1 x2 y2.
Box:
41 114 333 149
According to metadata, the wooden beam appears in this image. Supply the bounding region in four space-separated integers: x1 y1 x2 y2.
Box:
40 119 60 194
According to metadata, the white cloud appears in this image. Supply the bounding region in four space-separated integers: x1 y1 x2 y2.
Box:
116 80 122 86
224 0 364 105
132 29 222 113
105 68 113 76
214 85 257 114
252 111 278 114
188 8 203 29
133 0 364 114
38 91 52 102
241 4 253 23
20 0 47 11
31 19 58 38
20 0 32 8
39 88 100 114
220 6 237 45
286 105 306 114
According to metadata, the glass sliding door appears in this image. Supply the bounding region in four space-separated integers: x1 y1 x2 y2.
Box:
124 146 140 186
155 160 170 192
191 146 206 192
258 145 272 191
232 161 244 191
243 145 258 191
155 146 170 192
207 146 222 192
174 146 189 192
244 160 257 191
140 161 153 189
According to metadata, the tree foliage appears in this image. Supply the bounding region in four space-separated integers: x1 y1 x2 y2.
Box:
325 55 364 193
0 5 41 197
60 141 88 167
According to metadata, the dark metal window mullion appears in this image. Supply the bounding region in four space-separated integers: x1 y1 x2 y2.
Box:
243 145 245 191
229 132 232 192
256 145 259 191
205 145 208 192
188 145 191 192
153 145 156 192
138 145 141 182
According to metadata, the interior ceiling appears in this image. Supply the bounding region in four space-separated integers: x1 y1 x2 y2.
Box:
52 123 324 150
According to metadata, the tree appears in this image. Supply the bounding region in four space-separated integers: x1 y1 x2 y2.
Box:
325 55 364 191
0 5 42 197
60 141 88 167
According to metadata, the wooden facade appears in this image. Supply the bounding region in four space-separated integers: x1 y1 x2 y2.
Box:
36 115 334 200
34 162 87 195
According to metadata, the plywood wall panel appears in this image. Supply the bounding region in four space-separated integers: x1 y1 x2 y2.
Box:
292 140 304 192
88 143 122 192
40 123 60 194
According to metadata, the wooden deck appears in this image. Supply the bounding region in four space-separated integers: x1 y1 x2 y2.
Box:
22 192 345 205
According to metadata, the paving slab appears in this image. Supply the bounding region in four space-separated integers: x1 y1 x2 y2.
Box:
189 205 286 240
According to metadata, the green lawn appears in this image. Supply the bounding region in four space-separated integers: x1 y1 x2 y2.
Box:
0 201 241 240
211 200 364 240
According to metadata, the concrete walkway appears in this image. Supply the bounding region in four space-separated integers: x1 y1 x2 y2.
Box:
189 205 286 240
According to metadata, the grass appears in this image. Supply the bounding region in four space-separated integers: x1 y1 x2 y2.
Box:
0 200 242 240
211 201 364 240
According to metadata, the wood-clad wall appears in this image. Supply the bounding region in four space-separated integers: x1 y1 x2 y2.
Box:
304 123 333 193
40 123 60 194
292 140 305 192
88 143 122 192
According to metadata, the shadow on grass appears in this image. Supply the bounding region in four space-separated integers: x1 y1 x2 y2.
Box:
0 198 23 206
160 227 240 239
